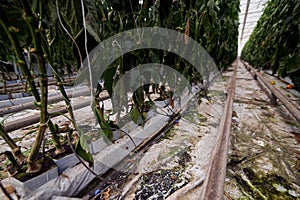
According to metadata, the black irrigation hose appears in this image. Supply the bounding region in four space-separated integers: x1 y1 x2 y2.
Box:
153 88 208 123
66 127 137 182
104 127 137 148
66 133 106 181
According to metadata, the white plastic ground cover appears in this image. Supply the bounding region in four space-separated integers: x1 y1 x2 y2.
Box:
0 86 201 199
117 80 225 199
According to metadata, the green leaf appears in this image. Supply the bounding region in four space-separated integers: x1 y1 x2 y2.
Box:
93 106 113 141
83 0 101 42
130 105 141 124
103 66 117 96
283 53 300 74
75 135 94 165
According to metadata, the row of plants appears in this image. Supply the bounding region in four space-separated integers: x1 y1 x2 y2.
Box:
0 0 80 176
83 0 240 139
0 0 239 188
241 0 300 89
0 7 78 91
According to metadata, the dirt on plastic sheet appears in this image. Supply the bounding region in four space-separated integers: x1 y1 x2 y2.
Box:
224 61 300 199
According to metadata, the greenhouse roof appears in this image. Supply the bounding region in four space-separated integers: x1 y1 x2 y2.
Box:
238 0 268 56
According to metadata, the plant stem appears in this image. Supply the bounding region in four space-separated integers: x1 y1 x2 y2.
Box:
94 90 112 141
0 151 22 171
47 120 63 153
1 71 6 93
21 0 49 172
0 124 26 163
40 34 77 128
0 18 40 103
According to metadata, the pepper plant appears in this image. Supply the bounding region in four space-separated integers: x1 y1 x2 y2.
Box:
0 0 81 173
87 0 240 131
0 0 240 174
242 0 300 89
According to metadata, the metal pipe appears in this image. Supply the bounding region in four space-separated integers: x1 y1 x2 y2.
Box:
201 61 237 199
0 88 91 116
240 0 251 43
242 61 300 122
3 94 110 133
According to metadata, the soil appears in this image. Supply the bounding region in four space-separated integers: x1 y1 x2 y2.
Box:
5 142 74 183
46 142 74 160
133 151 191 199
7 153 56 182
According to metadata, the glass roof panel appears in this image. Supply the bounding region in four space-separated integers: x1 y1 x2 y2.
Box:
238 0 269 56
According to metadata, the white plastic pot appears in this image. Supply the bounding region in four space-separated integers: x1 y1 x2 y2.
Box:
1 166 58 196
54 153 80 174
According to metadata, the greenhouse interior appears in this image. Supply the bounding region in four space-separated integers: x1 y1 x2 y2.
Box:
0 0 299 199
